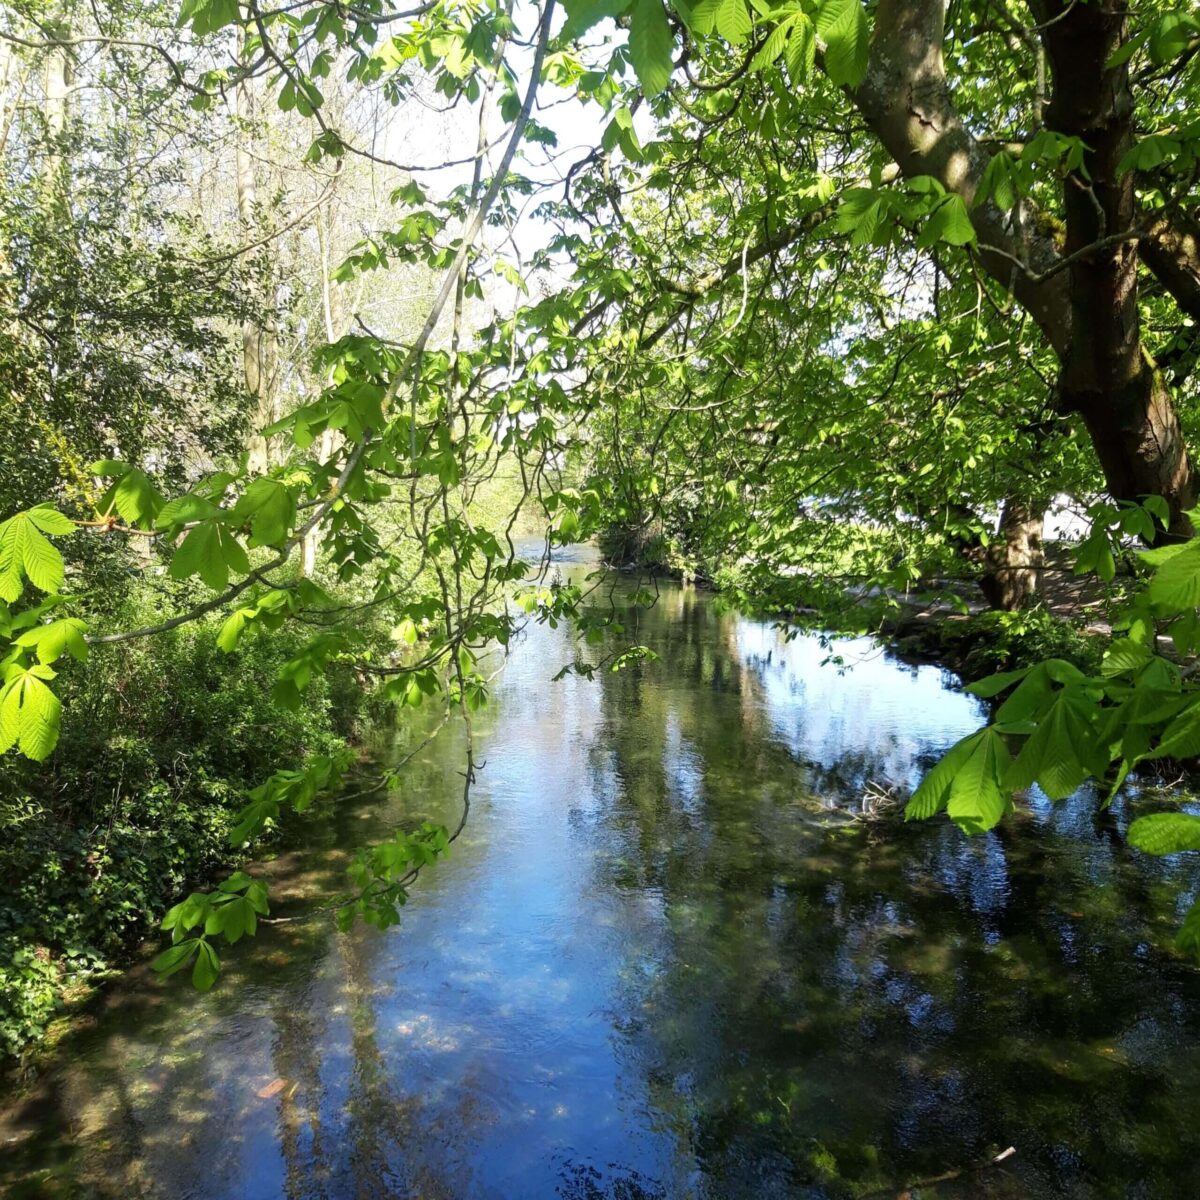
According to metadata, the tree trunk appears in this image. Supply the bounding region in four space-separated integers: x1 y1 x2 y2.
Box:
1033 1 1196 536
980 498 1044 611
853 0 1197 536
42 29 70 208
235 25 277 475
301 203 345 577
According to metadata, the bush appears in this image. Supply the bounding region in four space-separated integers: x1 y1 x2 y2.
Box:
0 584 375 1058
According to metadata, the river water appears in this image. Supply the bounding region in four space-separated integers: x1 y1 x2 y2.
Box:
4 548 1200 1198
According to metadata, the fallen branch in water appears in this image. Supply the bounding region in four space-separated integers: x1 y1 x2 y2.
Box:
862 1145 1016 1198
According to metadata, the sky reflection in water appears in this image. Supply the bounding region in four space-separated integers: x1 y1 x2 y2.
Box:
5 564 1200 1199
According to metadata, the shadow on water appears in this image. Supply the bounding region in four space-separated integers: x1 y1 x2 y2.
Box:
4 559 1200 1199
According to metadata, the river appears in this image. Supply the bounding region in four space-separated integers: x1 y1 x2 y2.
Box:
4 547 1200 1198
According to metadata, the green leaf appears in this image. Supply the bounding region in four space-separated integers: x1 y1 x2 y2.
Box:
1004 689 1094 801
783 13 815 83
1100 638 1154 677
26 505 75 536
97 466 164 528
232 479 296 547
692 0 751 43
816 0 869 88
169 523 227 591
628 0 674 95
977 151 1018 211
965 666 1031 699
1127 811 1200 855
1153 699 1200 760
906 729 985 821
0 671 62 761
1177 899 1200 958
947 727 1011 834
561 0 630 37
917 194 976 248
1149 13 1198 66
155 494 220 530
151 938 200 978
192 940 221 991
0 510 75 600
217 607 253 652
1143 494 1171 526
17 519 65 594
1148 538 1200 612
15 617 88 664
218 525 251 575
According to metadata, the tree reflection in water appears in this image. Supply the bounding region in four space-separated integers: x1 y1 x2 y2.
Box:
3 571 1200 1199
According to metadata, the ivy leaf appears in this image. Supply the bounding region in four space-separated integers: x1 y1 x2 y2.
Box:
1127 811 1200 855
628 0 674 95
816 0 869 88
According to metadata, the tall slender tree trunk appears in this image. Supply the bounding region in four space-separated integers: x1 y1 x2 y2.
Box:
235 26 277 474
42 29 70 206
300 204 344 577
981 498 1045 612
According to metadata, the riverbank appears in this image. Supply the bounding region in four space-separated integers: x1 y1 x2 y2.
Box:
0 608 380 1066
606 547 1113 685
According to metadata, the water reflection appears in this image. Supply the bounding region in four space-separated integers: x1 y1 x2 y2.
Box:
4 565 1200 1198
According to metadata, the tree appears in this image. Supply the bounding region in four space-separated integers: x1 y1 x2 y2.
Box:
8 0 1200 999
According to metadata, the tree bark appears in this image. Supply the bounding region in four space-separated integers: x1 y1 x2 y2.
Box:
1141 212 1200 325
1033 0 1195 535
300 203 344 577
851 0 1197 535
42 26 70 208
235 25 278 475
853 0 1069 354
980 497 1045 611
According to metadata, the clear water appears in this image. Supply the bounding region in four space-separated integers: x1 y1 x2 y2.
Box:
4 550 1200 1198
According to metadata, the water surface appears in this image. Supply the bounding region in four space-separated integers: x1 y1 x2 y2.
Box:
4 554 1200 1198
